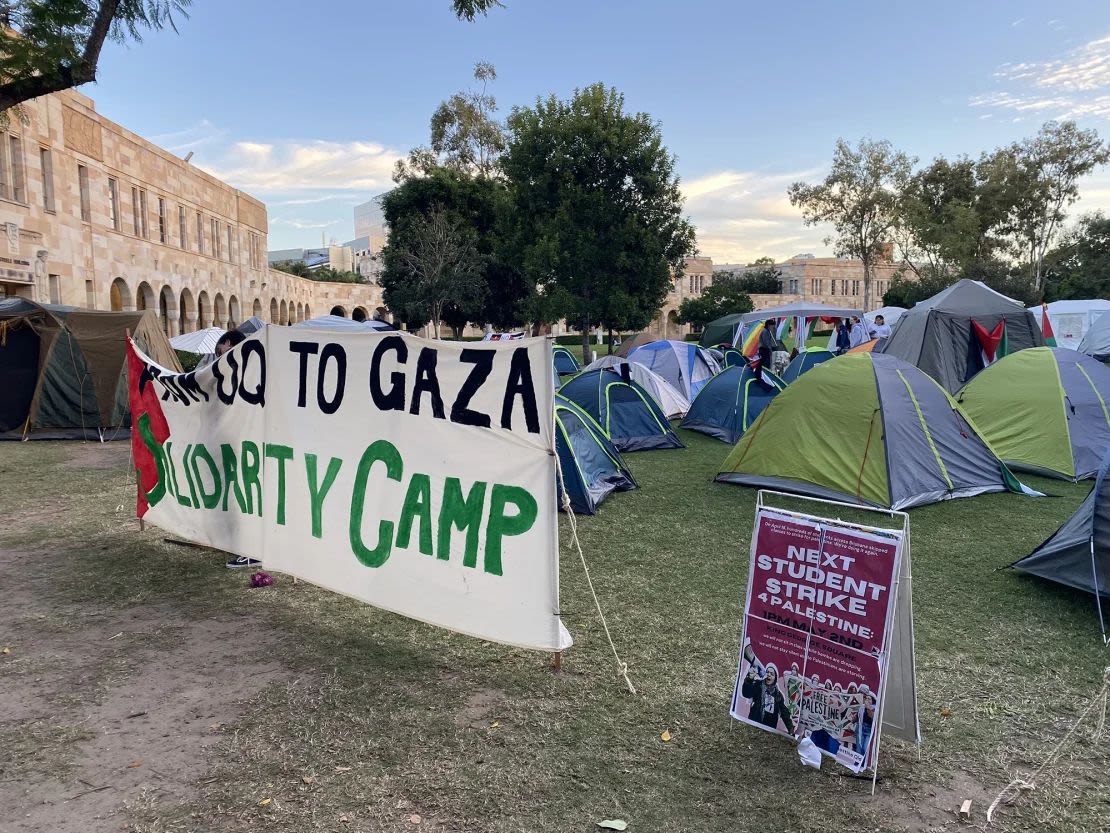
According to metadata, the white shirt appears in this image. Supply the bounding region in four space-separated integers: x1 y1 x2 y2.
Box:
872 323 892 339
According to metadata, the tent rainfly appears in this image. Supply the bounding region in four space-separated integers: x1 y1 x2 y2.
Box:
0 299 180 440
956 347 1110 480
558 368 684 452
553 345 581 377
878 279 1045 392
715 352 1031 510
170 326 226 355
1012 450 1110 640
614 331 655 358
1029 300 1110 351
554 395 637 514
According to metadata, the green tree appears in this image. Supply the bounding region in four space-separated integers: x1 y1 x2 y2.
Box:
381 167 530 330
735 261 782 294
1044 213 1110 301
675 280 753 330
270 259 312 278
789 138 914 310
0 1 189 119
501 83 696 363
395 62 504 182
0 1 497 118
1006 121 1110 292
381 206 485 339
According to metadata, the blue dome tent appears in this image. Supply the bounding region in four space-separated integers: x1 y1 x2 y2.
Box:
553 345 580 378
555 395 637 514
627 340 720 399
681 365 786 444
781 349 835 384
559 368 684 452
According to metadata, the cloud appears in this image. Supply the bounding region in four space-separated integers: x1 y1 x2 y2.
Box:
974 35 1110 121
149 120 226 155
271 217 341 230
681 167 833 264
200 139 402 194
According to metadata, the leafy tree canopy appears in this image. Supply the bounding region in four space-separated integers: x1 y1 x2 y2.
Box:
1044 213 1110 302
501 82 695 361
676 280 753 330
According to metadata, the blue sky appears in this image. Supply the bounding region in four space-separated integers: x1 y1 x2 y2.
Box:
88 0 1110 260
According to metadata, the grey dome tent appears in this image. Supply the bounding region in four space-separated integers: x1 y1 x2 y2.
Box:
879 279 1045 392
1012 452 1110 640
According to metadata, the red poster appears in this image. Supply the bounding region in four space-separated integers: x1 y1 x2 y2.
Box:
731 509 902 773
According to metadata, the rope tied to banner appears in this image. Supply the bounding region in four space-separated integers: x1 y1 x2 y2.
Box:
986 665 1110 824
554 453 637 695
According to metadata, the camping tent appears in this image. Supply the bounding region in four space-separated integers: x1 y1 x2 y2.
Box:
781 348 835 383
170 326 226 356
293 315 392 331
681 365 785 444
581 355 690 417
555 395 637 514
865 306 906 328
847 339 884 354
700 313 748 348
879 279 1045 392
1080 312 1110 362
720 347 746 368
553 345 580 377
1030 300 1110 351
0 299 180 440
1012 451 1110 638
956 347 1110 480
614 331 655 358
628 339 721 399
715 352 1027 510
559 368 684 452
238 316 267 335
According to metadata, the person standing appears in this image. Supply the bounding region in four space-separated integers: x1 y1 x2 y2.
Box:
871 314 892 339
849 317 868 348
835 319 852 355
755 319 777 382
741 664 796 734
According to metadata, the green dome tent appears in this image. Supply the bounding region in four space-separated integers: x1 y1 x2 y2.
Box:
715 352 1028 510
0 299 180 440
957 347 1110 480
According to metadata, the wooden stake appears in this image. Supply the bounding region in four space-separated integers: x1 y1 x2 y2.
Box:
553 651 562 673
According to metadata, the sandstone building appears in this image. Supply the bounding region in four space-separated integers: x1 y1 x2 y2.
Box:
0 89 386 335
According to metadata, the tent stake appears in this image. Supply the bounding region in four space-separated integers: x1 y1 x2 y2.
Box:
553 651 562 673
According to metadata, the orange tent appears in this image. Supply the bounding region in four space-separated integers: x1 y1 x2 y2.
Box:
847 339 879 354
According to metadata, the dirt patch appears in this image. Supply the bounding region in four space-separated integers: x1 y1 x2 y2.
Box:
453 687 506 729
67 441 132 471
0 545 287 833
873 768 1001 832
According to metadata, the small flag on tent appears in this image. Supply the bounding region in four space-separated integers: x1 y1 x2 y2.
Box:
1040 303 1057 347
971 319 1009 367
806 317 819 338
740 322 764 358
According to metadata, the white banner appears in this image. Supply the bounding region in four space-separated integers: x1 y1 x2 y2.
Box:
128 327 570 651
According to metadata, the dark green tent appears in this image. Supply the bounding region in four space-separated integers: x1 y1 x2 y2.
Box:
0 299 180 440
700 313 745 347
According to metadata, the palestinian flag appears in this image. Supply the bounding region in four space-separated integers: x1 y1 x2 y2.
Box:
971 319 1009 367
775 317 791 342
1040 303 1057 347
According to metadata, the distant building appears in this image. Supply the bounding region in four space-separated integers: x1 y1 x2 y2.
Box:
647 255 715 340
716 248 907 310
345 235 382 284
267 244 355 274
353 199 388 252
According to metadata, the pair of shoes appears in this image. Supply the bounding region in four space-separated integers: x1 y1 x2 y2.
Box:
226 555 261 569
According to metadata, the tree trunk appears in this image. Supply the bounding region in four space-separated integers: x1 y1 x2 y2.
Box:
580 317 591 366
607 327 614 355
862 254 871 311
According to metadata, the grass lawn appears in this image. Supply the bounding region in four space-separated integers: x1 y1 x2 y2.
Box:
1 433 1107 832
